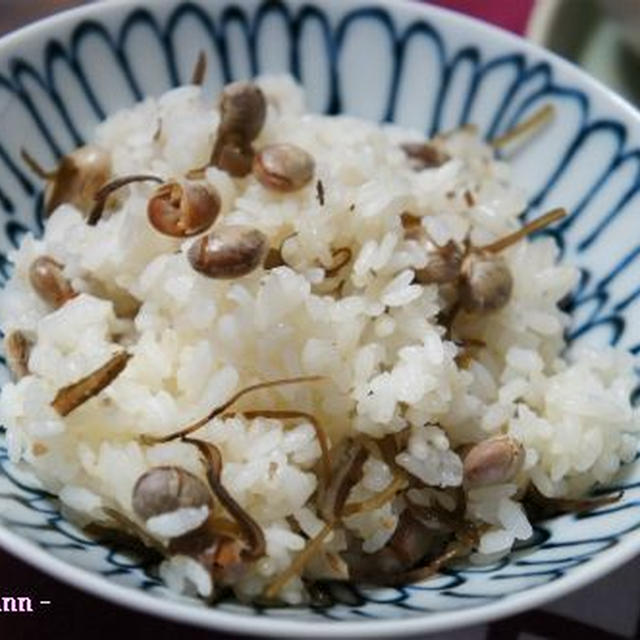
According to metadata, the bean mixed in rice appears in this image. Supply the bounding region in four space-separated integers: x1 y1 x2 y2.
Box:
1 72 638 604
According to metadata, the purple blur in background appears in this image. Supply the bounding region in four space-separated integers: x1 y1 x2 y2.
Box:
425 0 535 34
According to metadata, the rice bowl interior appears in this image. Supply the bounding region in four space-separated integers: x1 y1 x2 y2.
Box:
1 74 638 605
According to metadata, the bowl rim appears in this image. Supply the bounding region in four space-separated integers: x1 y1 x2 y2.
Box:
0 0 639 636
2 501 640 637
0 0 638 122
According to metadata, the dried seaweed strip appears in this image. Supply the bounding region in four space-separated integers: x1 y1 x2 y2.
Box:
5 331 32 380
384 540 470 586
185 437 266 561
315 179 325 206
524 484 623 521
51 351 131 416
190 51 207 86
490 104 555 150
88 174 163 225
145 375 323 444
479 208 566 255
342 470 407 517
264 521 334 599
318 439 368 522
265 441 413 598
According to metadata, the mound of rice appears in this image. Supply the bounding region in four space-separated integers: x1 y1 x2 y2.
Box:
1 75 638 604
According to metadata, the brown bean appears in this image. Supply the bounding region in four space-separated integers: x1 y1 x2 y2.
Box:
29 256 76 309
253 144 315 192
455 209 566 314
132 466 213 521
463 436 524 488
46 145 111 216
459 252 513 313
187 226 267 279
211 82 267 177
218 81 267 142
147 181 221 237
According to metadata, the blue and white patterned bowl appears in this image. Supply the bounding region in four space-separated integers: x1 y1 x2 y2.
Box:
1 0 639 636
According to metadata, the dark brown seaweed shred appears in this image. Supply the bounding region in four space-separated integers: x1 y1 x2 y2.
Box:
317 438 368 522
386 539 471 585
377 433 399 469
20 148 56 180
141 376 324 444
464 190 475 207
316 179 325 206
51 351 132 416
524 484 624 521
88 174 163 226
478 208 566 255
190 51 207 86
185 437 266 560
4 331 32 380
264 521 334 599
341 468 406 517
490 104 555 149
97 507 166 554
168 516 243 556
265 446 410 598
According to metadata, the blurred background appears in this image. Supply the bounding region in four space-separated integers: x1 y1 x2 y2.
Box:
0 0 639 105
0 1 639 639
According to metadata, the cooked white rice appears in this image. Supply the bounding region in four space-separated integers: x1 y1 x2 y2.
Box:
1 75 638 604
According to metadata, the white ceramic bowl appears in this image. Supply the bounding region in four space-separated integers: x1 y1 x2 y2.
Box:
0 0 639 636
